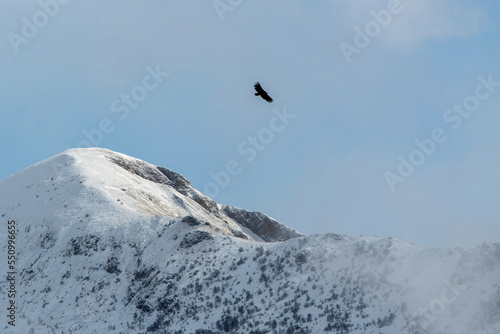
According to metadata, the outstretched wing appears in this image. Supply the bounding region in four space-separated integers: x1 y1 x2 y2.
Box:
254 82 273 103
254 82 263 94
261 91 273 103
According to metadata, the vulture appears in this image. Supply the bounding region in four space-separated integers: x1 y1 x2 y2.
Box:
254 82 273 103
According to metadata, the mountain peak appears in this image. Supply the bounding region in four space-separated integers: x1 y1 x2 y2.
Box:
1 148 498 334
0 147 300 243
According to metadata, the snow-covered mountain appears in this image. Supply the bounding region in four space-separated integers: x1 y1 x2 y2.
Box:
0 148 498 334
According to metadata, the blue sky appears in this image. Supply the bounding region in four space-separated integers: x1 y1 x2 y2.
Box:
1 0 499 248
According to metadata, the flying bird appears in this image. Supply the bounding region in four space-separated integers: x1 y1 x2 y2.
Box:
254 82 273 103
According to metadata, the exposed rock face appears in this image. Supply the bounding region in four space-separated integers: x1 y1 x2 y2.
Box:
181 215 202 227
157 166 191 188
108 155 170 185
179 230 214 248
157 166 217 215
221 204 303 242
109 155 222 218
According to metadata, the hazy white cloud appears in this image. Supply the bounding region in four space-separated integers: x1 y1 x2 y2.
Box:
384 0 485 47
339 0 486 49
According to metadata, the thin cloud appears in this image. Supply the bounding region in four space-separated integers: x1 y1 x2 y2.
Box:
339 0 486 49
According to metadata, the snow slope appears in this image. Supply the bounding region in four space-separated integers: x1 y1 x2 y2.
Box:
0 148 499 334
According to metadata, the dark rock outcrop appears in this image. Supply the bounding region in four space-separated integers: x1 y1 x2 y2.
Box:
181 215 202 226
180 230 213 248
221 205 303 242
108 154 222 218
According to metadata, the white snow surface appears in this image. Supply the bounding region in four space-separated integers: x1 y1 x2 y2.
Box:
0 148 498 334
